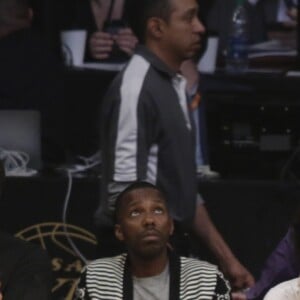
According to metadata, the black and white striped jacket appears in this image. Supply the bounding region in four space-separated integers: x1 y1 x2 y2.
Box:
75 252 231 300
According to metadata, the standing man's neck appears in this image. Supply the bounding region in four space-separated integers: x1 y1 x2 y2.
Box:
146 41 182 72
129 249 169 278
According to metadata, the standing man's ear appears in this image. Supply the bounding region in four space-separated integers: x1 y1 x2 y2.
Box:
147 17 165 39
115 224 125 241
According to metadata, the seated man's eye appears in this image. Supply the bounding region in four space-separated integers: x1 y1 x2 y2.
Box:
154 208 163 214
130 210 140 217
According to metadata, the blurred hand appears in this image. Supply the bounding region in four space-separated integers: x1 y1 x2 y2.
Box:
232 291 247 300
287 7 298 20
282 7 298 28
114 28 138 56
89 31 114 60
221 259 255 291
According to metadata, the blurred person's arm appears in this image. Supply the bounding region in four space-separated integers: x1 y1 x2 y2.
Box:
194 202 255 291
181 59 254 290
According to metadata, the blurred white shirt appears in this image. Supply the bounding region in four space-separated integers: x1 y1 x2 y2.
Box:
264 277 300 300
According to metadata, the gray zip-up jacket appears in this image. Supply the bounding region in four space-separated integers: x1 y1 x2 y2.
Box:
95 46 199 228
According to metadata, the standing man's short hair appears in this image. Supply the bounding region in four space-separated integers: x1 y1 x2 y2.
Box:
125 0 174 43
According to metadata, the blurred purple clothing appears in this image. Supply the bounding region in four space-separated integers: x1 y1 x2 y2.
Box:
246 227 300 300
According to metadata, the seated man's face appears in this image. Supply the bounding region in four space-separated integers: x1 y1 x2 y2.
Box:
115 188 174 259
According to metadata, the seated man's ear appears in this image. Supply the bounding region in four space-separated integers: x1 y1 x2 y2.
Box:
115 224 125 242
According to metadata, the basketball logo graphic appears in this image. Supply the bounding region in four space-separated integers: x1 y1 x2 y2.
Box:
16 222 97 300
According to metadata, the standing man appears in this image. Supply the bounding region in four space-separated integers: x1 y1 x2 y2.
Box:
95 0 254 290
77 181 231 299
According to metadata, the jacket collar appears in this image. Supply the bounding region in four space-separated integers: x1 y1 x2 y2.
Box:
135 45 178 79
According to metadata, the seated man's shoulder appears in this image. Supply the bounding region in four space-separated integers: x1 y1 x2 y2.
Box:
179 257 231 298
180 256 218 273
87 254 127 272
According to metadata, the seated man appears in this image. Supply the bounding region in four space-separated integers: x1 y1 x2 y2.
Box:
75 181 231 299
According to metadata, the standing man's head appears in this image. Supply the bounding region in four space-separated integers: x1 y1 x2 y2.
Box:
125 0 205 70
114 182 174 261
0 0 32 38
